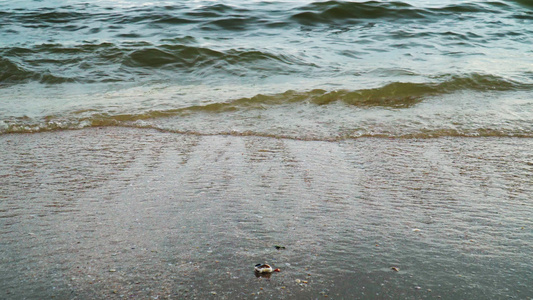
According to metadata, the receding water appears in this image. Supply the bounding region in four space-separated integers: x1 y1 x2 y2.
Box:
1 128 532 299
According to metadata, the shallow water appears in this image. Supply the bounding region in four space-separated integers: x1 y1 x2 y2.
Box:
1 1 532 298
1 128 532 299
1 0 532 139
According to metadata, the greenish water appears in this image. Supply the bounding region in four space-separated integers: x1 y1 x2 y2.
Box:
1 0 532 138
1 1 532 299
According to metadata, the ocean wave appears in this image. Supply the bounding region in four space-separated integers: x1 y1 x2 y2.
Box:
13 10 87 26
291 1 429 25
2 74 531 139
1 1 518 32
163 74 529 110
2 39 528 86
288 0 517 26
0 42 315 84
510 0 533 8
1 0 530 86
0 57 75 84
122 43 317 76
1 0 531 140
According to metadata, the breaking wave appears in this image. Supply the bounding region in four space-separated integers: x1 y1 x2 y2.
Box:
2 73 531 139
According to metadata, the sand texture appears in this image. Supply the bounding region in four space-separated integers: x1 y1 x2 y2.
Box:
1 127 532 299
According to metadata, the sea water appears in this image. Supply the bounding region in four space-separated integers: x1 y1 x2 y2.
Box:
1 0 532 139
1 1 533 299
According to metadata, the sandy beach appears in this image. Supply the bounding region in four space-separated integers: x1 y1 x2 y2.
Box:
2 0 533 298
1 127 532 299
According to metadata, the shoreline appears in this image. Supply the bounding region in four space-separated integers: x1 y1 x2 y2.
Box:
1 127 532 299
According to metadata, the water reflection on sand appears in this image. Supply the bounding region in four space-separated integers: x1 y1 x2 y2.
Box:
1 128 532 299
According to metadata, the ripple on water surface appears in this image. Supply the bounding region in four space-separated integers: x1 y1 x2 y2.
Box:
0 128 532 298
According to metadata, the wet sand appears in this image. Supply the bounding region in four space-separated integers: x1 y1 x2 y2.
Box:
1 127 532 299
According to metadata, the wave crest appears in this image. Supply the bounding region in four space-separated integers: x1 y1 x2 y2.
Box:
0 42 315 84
291 1 428 25
0 57 75 84
2 74 531 139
